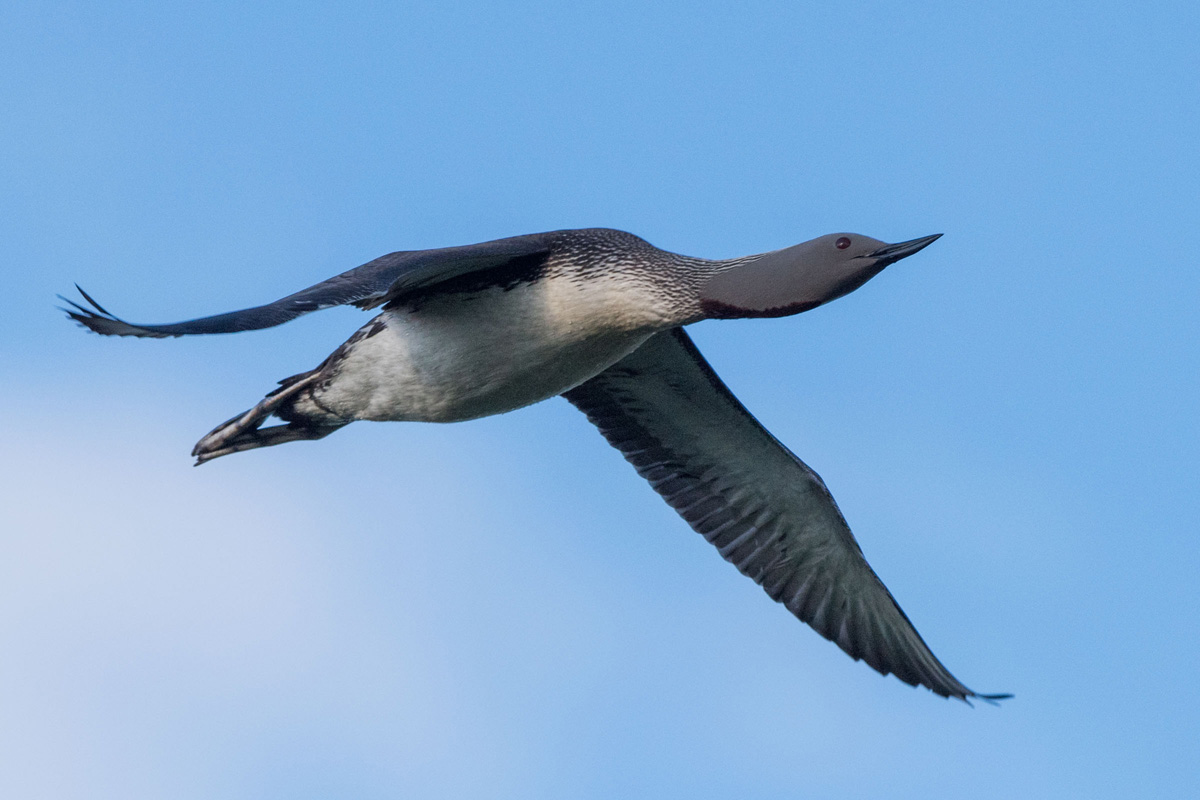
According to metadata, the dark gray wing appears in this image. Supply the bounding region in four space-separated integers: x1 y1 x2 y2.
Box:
563 327 1007 702
62 233 552 338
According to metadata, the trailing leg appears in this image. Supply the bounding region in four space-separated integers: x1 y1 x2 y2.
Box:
191 371 347 464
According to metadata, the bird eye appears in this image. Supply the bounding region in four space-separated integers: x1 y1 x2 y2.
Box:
835 237 851 250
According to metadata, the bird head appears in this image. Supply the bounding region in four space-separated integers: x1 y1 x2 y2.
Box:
700 233 942 318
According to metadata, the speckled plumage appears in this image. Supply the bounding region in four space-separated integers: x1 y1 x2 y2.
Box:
279 229 709 425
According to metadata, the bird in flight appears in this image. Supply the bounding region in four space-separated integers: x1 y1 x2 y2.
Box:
63 227 1007 703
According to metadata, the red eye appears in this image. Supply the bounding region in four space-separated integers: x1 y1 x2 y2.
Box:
835 237 851 250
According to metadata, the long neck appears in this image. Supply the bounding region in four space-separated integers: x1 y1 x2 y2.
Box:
548 229 770 326
628 253 756 326
689 243 889 320
663 251 771 322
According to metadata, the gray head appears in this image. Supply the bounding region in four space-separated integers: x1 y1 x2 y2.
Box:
700 233 942 319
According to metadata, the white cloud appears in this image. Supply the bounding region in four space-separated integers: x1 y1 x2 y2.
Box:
0 397 537 798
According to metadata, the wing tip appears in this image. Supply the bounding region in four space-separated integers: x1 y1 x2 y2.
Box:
943 687 1013 707
59 286 176 338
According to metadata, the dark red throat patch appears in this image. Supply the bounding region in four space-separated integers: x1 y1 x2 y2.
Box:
700 298 821 319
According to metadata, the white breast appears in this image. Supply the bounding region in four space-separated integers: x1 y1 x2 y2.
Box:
306 274 678 423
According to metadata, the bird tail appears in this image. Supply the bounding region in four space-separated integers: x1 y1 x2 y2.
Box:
192 371 346 464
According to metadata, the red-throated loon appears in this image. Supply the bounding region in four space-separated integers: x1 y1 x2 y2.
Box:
62 227 1008 703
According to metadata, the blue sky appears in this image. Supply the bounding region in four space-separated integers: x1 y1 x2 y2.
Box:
2 1 1198 797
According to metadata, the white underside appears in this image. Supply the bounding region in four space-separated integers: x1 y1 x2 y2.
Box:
293 276 676 423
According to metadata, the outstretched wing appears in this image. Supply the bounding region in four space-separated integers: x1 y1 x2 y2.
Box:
563 327 1006 702
62 232 553 338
